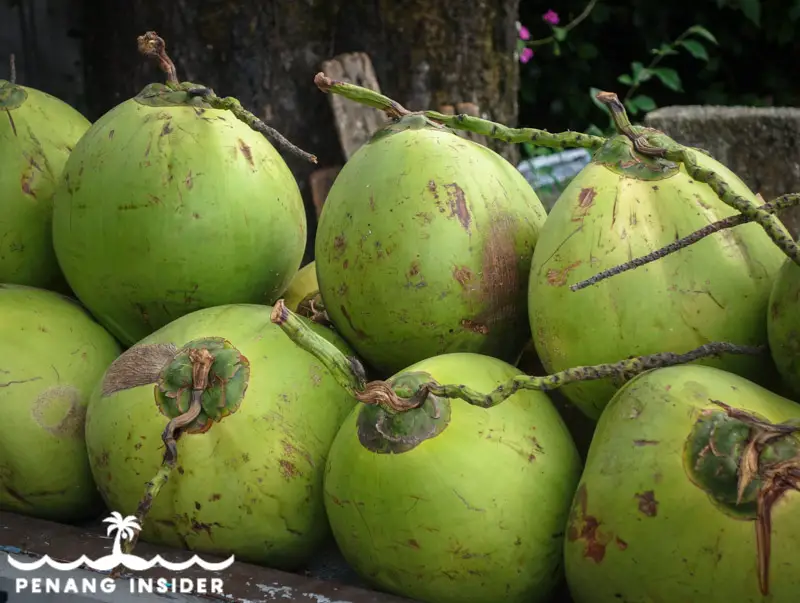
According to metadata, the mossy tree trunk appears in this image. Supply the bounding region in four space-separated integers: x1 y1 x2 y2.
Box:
81 0 521 260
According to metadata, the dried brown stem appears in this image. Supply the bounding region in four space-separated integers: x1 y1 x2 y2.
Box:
9 54 16 84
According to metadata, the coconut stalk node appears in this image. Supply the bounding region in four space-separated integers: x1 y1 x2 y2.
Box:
572 193 800 291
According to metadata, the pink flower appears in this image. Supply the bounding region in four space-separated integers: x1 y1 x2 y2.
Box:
542 10 560 25
519 47 534 63
515 21 531 40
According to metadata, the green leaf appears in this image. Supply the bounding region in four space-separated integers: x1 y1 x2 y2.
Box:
630 94 657 112
652 43 679 56
651 67 683 91
552 26 567 42
686 25 719 44
739 0 761 26
680 39 709 60
631 61 652 83
617 74 634 85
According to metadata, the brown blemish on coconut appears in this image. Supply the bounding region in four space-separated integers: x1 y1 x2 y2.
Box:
634 439 660 446
571 187 597 222
160 121 172 137
184 171 194 189
566 484 611 563
108 129 115 139
20 169 35 197
474 215 519 327
546 261 582 287
460 319 489 335
238 139 254 168
407 539 421 549
453 265 473 289
408 261 420 278
279 459 302 480
30 385 85 438
444 183 471 231
208 493 222 502
635 490 658 516
615 537 628 550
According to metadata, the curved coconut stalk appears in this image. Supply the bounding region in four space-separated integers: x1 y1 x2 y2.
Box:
100 337 250 576
271 300 765 411
137 31 317 164
313 72 606 152
571 193 800 291
596 91 800 266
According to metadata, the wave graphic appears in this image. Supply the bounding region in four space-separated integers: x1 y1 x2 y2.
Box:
7 552 236 572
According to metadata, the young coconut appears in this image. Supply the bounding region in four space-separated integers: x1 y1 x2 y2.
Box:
311 74 549 376
270 299 764 603
1 55 91 291
564 365 799 603
84 304 357 571
52 33 314 346
0 284 121 522
526 93 787 419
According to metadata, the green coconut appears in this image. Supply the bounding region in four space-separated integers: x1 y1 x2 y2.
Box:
564 364 799 602
315 114 548 376
84 304 357 570
51 41 307 347
270 301 581 603
528 127 785 420
0 284 121 522
768 258 800 396
0 78 90 290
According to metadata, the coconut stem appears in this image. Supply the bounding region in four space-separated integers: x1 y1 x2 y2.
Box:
313 72 606 152
114 348 213 569
571 193 800 291
597 91 800 266
9 54 16 84
397 342 765 409
270 303 765 411
137 31 317 164
270 300 366 395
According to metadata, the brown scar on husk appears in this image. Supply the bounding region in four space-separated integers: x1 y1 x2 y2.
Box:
566 484 612 563
460 318 489 335
452 265 473 288
30 386 85 438
475 215 519 327
546 261 582 286
238 139 254 168
635 490 658 516
444 183 471 231
571 187 597 222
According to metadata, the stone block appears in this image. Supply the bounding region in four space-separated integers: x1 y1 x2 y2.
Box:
645 105 800 238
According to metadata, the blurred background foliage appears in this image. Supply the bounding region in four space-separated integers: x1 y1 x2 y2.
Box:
517 0 800 156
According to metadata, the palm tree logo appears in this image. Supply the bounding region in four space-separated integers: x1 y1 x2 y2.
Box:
8 510 236 572
103 512 141 560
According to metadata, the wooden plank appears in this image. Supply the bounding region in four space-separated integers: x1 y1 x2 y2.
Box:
320 52 389 159
309 166 342 217
0 511 413 603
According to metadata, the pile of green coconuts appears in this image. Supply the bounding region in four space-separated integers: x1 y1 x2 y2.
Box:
2 30 799 603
